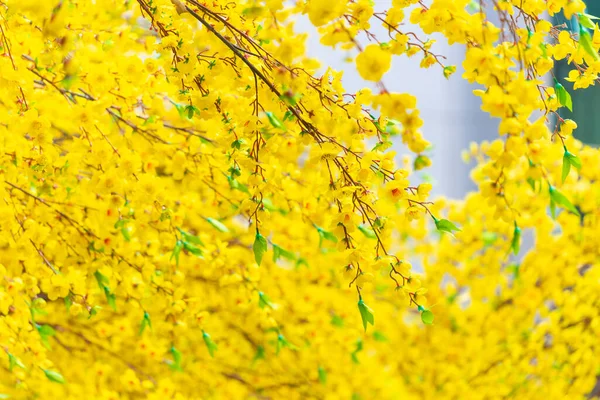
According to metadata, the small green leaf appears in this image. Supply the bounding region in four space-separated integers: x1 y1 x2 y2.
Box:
258 291 273 309
579 13 596 30
562 153 571 183
357 299 375 332
252 345 265 365
549 186 580 216
139 311 152 336
182 241 203 258
89 305 101 319
43 369 65 384
177 228 203 246
104 287 117 311
202 331 218 357
318 366 327 385
331 314 344 327
316 227 337 247
434 217 461 235
272 244 296 262
373 331 388 342
421 310 434 325
171 240 183 266
265 112 286 131
579 26 600 61
206 217 229 233
7 353 26 372
511 224 521 256
358 224 377 239
482 231 498 246
170 346 183 371
554 80 573 112
566 150 582 169
276 334 297 354
253 233 268 266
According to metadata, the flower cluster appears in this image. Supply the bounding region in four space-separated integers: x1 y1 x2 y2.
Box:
0 0 598 398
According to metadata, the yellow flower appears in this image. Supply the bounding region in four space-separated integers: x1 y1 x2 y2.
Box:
355 44 393 82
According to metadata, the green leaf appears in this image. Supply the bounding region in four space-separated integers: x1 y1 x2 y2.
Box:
265 112 286 131
170 346 183 371
104 287 117 311
562 152 572 183
272 244 295 262
183 241 203 258
579 13 596 30
227 176 250 194
253 233 268 266
7 353 26 372
202 331 218 357
482 231 498 247
579 26 600 61
434 217 461 235
139 311 152 336
550 198 557 219
206 218 229 233
318 366 327 385
372 331 388 342
316 227 337 247
331 314 344 327
357 299 375 332
566 152 582 169
562 149 582 183
43 369 65 384
421 310 434 325
258 291 273 309
554 81 573 112
276 334 297 354
171 240 183 266
371 140 392 152
351 338 363 364
511 224 521 256
177 228 203 246
252 345 265 365
89 305 101 319
358 224 377 239
549 186 581 216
